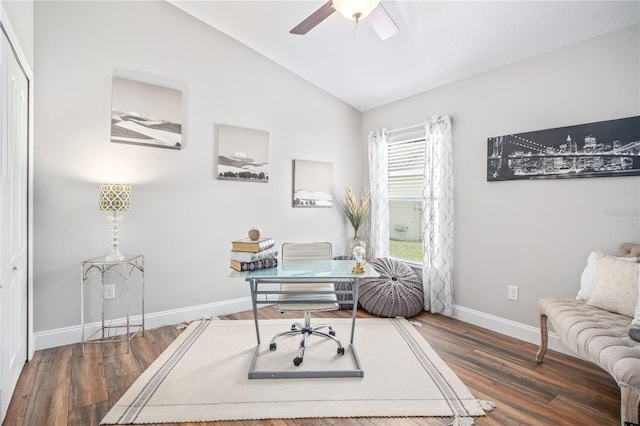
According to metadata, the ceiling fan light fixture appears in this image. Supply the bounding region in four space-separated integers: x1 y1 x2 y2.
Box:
333 0 380 22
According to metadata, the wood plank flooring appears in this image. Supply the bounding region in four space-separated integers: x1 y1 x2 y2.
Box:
3 308 624 426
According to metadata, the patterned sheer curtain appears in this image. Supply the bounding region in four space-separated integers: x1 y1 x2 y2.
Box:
422 115 454 314
367 129 389 259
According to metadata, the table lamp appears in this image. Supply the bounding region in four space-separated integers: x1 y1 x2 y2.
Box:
351 244 366 274
99 183 131 261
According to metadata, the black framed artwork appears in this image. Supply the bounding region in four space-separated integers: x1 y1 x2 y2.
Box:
487 116 640 181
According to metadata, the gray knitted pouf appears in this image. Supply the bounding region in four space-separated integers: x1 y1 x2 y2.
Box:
359 257 424 318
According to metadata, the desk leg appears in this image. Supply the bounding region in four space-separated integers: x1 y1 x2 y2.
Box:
350 278 359 344
249 278 261 344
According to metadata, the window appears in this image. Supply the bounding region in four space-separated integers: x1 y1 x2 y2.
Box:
387 137 425 262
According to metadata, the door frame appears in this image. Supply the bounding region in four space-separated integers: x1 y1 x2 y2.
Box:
1 5 34 361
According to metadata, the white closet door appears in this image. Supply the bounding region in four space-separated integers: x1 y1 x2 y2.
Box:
0 28 29 419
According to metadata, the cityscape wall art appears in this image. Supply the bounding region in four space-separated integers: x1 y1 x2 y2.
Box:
487 116 640 181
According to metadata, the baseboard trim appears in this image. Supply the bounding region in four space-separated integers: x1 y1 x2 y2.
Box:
35 299 577 359
34 297 256 350
451 304 576 358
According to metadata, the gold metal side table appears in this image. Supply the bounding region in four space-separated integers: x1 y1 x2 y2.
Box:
80 254 145 354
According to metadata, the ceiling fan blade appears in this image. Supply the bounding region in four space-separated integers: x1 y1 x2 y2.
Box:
368 3 399 40
290 1 335 35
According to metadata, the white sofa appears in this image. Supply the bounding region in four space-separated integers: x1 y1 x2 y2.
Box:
536 243 640 426
536 297 639 426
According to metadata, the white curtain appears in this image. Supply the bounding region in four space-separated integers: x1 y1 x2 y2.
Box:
422 115 454 315
367 129 389 259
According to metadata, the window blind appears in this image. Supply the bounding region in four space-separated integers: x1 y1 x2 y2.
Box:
388 138 426 199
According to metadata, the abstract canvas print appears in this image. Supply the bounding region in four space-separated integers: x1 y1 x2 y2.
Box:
111 77 183 150
217 125 269 183
292 159 333 207
487 116 640 181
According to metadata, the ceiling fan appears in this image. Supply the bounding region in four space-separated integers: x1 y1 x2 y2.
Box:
290 0 399 40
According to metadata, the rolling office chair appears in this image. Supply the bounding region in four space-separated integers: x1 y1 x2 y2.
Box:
269 242 345 366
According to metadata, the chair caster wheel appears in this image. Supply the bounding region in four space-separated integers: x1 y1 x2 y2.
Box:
329 330 336 336
269 343 277 351
293 357 303 366
337 347 345 356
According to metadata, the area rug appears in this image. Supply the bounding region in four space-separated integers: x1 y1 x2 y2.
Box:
101 318 493 425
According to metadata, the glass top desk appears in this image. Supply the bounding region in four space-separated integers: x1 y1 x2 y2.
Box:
230 259 379 379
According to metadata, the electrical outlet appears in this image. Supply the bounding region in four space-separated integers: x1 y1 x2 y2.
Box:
104 284 116 300
508 285 519 301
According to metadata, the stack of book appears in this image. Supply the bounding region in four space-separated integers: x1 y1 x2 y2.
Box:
229 237 278 272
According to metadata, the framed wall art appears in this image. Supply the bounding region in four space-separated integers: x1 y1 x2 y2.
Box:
487 116 640 181
110 76 183 150
292 159 333 207
216 125 269 183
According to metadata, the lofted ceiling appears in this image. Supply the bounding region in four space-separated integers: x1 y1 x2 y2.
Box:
168 1 640 112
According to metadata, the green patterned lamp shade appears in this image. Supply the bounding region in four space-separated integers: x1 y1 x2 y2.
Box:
99 183 132 261
99 184 132 212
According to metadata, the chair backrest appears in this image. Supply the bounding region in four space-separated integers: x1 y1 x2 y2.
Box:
278 242 337 311
282 242 332 262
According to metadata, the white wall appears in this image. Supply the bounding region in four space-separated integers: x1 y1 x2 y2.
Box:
31 2 640 349
1 0 33 70
33 1 363 336
362 24 640 329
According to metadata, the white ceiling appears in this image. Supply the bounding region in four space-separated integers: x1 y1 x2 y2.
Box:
169 1 640 112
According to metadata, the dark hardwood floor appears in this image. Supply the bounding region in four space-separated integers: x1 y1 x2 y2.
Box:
3 308 623 426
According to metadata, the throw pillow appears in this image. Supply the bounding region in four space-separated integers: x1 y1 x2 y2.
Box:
577 252 601 300
587 255 639 317
633 281 640 327
577 251 637 301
